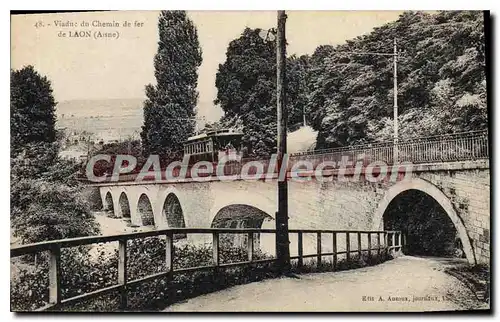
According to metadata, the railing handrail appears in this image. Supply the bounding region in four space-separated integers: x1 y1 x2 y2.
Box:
11 227 404 311
291 129 488 157
78 130 488 183
11 228 392 257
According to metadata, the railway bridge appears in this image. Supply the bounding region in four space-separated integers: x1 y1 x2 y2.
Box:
91 131 490 265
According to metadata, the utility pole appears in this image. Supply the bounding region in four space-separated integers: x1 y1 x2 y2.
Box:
330 39 400 163
393 38 398 163
276 10 291 274
303 105 307 127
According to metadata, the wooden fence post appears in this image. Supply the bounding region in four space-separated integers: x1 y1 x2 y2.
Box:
297 231 303 269
367 233 372 261
118 239 128 310
317 232 322 268
346 232 351 262
247 232 254 262
392 232 396 253
49 245 61 305
357 232 362 259
332 232 337 271
212 232 219 267
165 231 175 304
377 233 381 257
165 232 174 273
398 232 402 252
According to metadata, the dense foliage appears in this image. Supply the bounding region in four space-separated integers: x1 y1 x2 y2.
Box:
85 139 149 178
214 12 487 152
11 142 100 245
141 11 203 157
10 67 99 244
307 11 487 148
11 66 57 156
214 28 310 156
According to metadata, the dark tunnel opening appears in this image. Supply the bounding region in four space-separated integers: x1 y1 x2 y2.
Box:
383 189 465 258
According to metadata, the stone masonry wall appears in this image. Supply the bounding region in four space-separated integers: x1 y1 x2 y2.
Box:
98 165 489 264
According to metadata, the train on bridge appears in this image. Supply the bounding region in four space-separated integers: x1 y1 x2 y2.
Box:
183 129 244 164
83 129 489 183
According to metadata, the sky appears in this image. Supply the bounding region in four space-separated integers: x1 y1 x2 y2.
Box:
11 11 404 122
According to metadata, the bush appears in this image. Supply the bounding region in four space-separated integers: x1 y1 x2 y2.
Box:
10 179 99 245
11 142 99 245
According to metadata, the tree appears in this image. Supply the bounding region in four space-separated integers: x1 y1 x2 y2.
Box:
11 179 99 245
141 11 203 157
307 11 487 149
214 28 276 157
11 66 57 156
214 28 311 157
10 68 99 244
287 55 311 131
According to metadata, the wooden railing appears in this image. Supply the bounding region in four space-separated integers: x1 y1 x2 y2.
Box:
10 228 404 311
290 229 404 268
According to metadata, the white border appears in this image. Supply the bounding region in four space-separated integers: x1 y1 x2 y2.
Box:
4 0 499 10
3 2 498 321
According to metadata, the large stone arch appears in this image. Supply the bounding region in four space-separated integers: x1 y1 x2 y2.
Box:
211 204 273 228
210 194 275 226
154 186 189 228
211 204 274 253
372 178 476 264
162 193 185 227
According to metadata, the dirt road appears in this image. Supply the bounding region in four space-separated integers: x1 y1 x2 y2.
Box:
165 256 488 312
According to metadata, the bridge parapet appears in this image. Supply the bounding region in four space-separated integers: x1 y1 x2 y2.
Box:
82 130 488 184
291 130 488 164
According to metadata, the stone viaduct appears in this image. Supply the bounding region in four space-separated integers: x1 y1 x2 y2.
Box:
93 159 489 265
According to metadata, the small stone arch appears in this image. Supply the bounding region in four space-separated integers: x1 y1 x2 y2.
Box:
162 193 186 239
137 193 154 226
372 178 476 264
162 193 185 227
118 192 131 218
104 191 113 212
